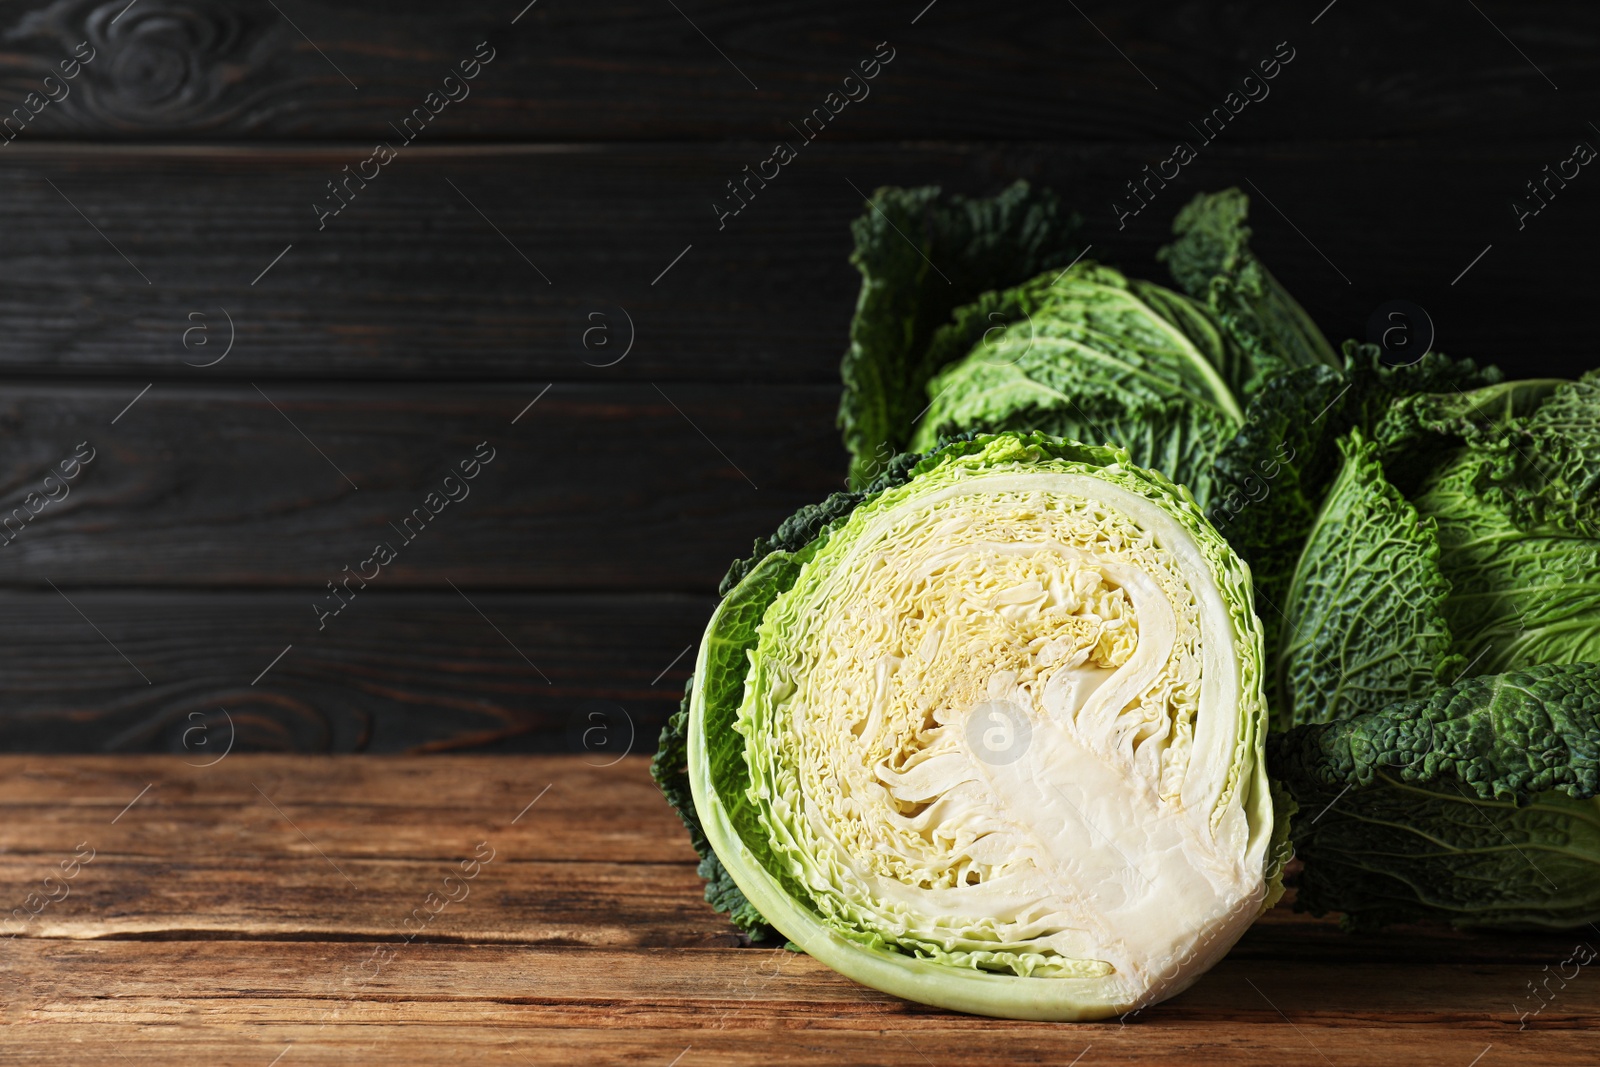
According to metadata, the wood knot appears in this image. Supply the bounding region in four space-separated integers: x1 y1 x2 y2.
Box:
4 0 295 131
90 0 248 122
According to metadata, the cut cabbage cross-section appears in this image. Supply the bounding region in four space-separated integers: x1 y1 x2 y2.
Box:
657 433 1280 1021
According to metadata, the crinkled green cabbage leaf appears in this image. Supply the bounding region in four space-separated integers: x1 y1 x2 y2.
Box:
837 183 1084 489
1274 429 1463 731
1272 663 1600 928
1159 187 1339 394
1205 343 1500 660
910 263 1246 507
890 191 1344 507
1273 373 1600 927
837 185 1340 496
1278 373 1600 731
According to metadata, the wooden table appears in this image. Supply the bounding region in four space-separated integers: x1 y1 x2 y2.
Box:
3 755 1593 1064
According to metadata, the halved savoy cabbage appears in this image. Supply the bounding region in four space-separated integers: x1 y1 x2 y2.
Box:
655 433 1283 1020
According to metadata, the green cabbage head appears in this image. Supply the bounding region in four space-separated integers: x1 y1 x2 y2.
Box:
657 433 1281 1020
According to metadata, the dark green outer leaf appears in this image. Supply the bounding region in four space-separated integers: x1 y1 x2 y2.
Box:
1270 664 1600 928
1386 373 1600 542
1373 377 1564 498
1275 663 1600 803
1261 376 1600 931
1365 373 1600 676
837 182 1083 489
1207 362 1348 651
652 681 776 940
1208 344 1500 668
916 265 1243 423
1275 431 1462 731
1158 187 1339 393
1332 344 1505 442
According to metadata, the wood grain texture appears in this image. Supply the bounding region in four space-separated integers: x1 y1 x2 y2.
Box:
0 140 1595 381
2 755 1595 1065
0 1 1593 142
0 755 1581 961
0 757 699 865
0 382 842 587
11 940 1597 1025
0 1024 1585 1067
0 592 706 753
0 377 835 751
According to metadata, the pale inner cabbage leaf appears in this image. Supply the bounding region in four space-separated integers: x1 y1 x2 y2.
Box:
738 468 1263 1004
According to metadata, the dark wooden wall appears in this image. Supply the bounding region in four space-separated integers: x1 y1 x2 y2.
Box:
2 0 1595 754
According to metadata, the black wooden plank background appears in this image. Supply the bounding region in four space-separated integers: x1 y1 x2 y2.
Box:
0 0 1594 752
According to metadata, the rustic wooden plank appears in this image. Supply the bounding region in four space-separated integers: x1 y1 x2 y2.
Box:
0 859 732 948
0 1 1592 142
3 828 1576 967
0 754 662 807
0 1026 1583 1067
0 857 735 947
0 755 1586 968
10 941 1600 1028
4 943 1595 1064
0 593 707 752
0 382 841 588
0 755 722 945
2 835 1578 967
0 756 694 860
0 140 1593 380
0 759 717 944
